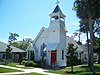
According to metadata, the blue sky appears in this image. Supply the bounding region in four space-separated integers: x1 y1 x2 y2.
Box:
0 0 86 43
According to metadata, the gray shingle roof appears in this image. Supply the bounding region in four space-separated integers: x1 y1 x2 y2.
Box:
0 41 25 52
50 5 65 18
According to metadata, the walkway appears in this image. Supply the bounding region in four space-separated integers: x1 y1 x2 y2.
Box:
0 65 61 75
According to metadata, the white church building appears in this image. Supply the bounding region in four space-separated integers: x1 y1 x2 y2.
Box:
26 4 84 67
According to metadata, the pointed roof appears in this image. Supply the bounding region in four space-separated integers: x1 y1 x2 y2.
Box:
53 5 62 13
50 5 65 18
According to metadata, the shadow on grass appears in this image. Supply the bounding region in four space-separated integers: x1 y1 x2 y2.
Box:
65 70 83 74
47 64 100 75
82 72 100 75
65 65 100 75
80 64 100 72
65 71 100 75
94 65 100 72
80 65 90 72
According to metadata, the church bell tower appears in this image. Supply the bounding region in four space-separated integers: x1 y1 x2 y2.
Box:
47 3 67 67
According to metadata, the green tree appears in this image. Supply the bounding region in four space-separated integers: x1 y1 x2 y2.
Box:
93 37 100 63
8 32 19 44
6 45 12 61
67 43 78 72
11 40 31 51
6 33 18 61
79 20 90 65
18 53 23 65
11 39 32 63
93 19 100 37
73 0 100 72
6 32 19 60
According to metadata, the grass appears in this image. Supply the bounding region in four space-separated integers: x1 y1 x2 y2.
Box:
0 67 23 73
3 62 18 67
2 62 32 69
47 64 100 75
2 62 100 75
0 62 44 75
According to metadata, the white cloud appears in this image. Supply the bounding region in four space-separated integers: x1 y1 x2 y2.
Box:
74 34 87 44
66 33 74 37
17 38 23 41
17 36 33 41
0 39 7 43
24 36 32 39
82 40 86 44
81 37 87 44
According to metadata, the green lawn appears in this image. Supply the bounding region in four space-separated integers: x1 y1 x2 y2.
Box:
47 64 100 75
3 62 34 69
3 62 18 67
0 67 23 73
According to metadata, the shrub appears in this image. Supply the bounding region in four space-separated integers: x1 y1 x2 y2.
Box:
34 61 41 67
21 60 27 65
0 59 9 65
21 60 41 67
25 61 34 67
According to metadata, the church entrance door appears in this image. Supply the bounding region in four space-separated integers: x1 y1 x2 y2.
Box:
51 50 57 65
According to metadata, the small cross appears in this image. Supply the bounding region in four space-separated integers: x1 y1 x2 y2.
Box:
56 0 60 5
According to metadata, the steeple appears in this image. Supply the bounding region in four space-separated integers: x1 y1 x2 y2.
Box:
48 1 67 67
49 1 66 31
49 5 65 20
53 5 62 13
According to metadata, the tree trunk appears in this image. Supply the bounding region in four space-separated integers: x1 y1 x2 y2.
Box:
79 34 80 42
88 14 94 72
98 53 100 63
71 65 73 72
86 26 90 66
71 54 73 72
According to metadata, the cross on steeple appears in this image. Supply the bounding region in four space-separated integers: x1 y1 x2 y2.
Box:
56 0 60 5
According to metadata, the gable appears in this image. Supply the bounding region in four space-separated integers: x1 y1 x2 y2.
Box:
33 27 48 45
66 36 83 52
34 27 48 46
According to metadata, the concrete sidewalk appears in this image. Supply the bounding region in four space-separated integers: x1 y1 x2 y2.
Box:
0 65 61 75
